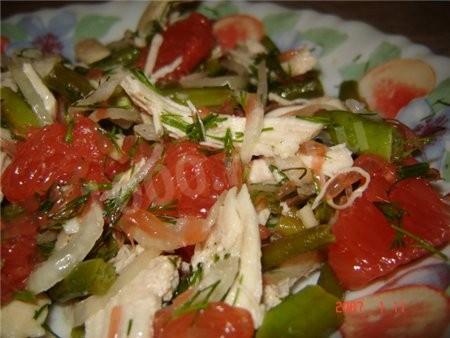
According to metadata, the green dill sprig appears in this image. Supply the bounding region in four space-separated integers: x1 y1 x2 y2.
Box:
126 319 133 336
45 193 90 229
174 280 220 317
269 164 288 183
13 290 37 303
33 303 49 320
374 201 448 260
174 263 204 297
148 200 178 213
160 113 190 133
64 115 75 144
373 201 405 248
103 189 133 225
129 68 159 92
390 224 449 261
397 162 432 181
224 128 234 156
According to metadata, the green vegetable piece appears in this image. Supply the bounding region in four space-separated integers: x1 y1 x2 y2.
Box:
262 224 334 270
45 63 93 102
315 110 401 160
203 58 225 76
71 326 85 338
397 162 430 180
314 202 334 224
14 289 38 303
1 86 41 136
91 46 140 70
161 86 237 108
87 231 119 262
48 193 90 228
273 71 324 100
318 263 345 299
174 263 204 297
338 80 361 101
48 258 116 302
256 285 343 338
273 215 305 237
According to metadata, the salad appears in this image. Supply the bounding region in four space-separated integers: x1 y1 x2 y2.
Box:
1 1 449 338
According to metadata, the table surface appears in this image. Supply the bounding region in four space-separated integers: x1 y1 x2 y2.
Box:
2 1 450 57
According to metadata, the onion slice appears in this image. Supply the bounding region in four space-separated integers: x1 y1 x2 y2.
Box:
256 60 267 104
9 61 55 124
73 249 161 326
240 94 264 163
311 166 371 210
73 70 125 108
89 107 140 124
133 123 158 141
26 201 104 294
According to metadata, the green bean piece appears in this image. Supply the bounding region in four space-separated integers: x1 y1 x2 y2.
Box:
315 110 403 160
314 202 334 224
91 46 140 70
318 263 345 299
71 326 85 338
1 87 41 136
161 86 237 108
338 80 361 101
273 215 305 237
256 285 343 338
45 63 93 102
262 224 334 270
48 258 116 302
273 71 324 100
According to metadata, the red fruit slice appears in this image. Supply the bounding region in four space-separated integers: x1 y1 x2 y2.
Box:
328 155 450 290
359 59 436 118
154 12 214 81
213 14 264 50
154 301 254 338
341 286 449 338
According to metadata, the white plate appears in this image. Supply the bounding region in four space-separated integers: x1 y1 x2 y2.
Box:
3 1 449 337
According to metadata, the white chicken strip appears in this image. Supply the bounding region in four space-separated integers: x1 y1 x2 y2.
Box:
1 297 50 338
191 185 264 327
203 115 323 158
82 254 179 338
224 185 264 327
299 143 354 177
121 74 190 136
121 73 323 159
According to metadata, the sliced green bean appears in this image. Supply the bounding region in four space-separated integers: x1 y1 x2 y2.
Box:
45 63 93 102
256 285 343 338
91 46 140 70
273 215 305 237
161 86 237 108
1 86 41 136
273 71 324 100
262 224 334 270
48 258 116 302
